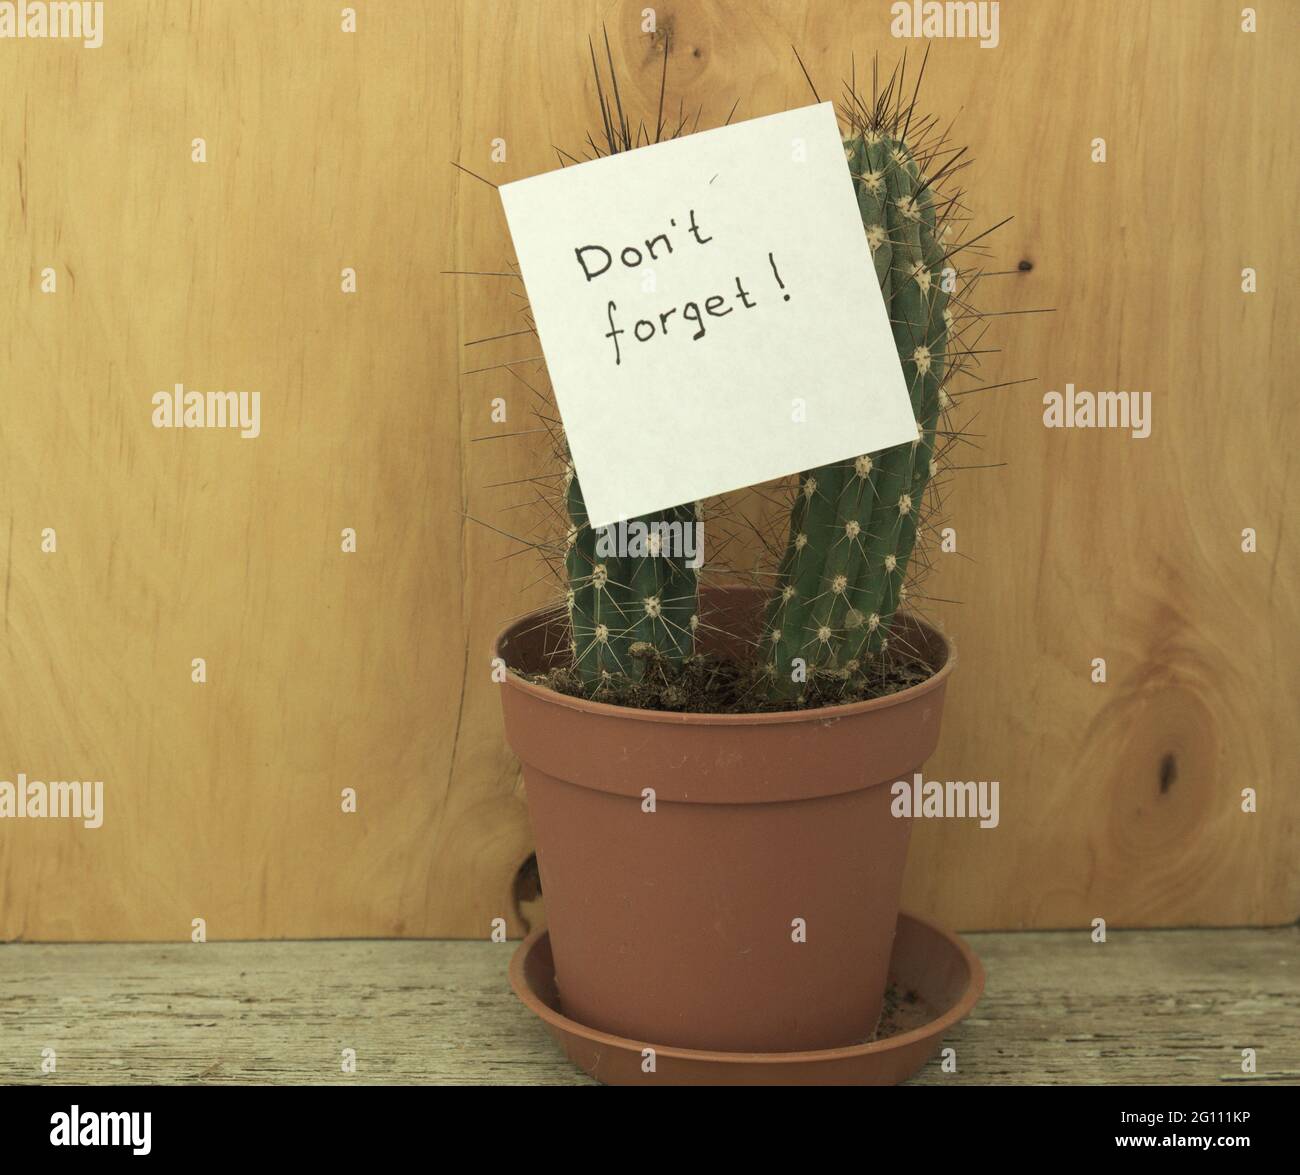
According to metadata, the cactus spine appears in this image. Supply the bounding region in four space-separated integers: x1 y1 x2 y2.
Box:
762 127 952 700
564 461 699 689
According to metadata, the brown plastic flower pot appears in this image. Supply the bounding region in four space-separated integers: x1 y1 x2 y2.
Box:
495 584 956 1053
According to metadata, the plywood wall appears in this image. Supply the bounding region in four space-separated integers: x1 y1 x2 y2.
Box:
1 0 1294 940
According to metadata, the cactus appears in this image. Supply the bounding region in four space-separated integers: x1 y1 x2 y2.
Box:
547 33 703 693
760 126 953 701
564 460 699 689
467 44 990 706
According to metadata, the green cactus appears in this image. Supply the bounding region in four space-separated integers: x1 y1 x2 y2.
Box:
564 460 699 690
541 37 706 695
761 128 953 701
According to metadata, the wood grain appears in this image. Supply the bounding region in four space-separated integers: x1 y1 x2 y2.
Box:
0 1 1295 939
0 928 1295 1084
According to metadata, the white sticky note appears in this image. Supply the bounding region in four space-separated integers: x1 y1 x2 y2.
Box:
499 101 915 528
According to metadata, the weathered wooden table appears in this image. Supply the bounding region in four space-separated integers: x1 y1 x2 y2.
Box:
2 928 1296 1085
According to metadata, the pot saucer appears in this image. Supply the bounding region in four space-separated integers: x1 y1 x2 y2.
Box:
508 910 984 1085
